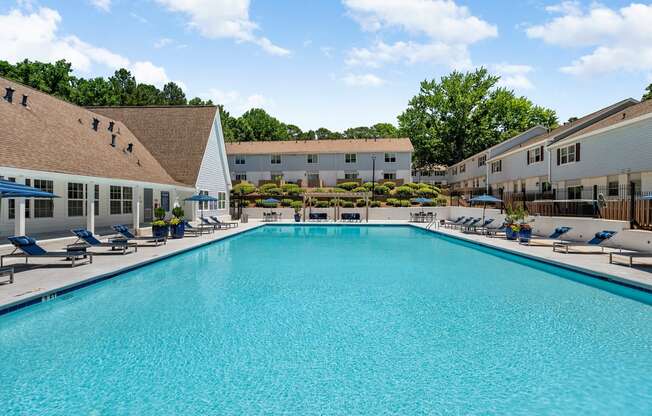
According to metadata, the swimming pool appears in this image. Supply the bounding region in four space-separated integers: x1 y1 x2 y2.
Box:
1 225 651 414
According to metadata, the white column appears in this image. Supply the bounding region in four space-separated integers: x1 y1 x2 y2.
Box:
86 182 95 233
133 186 141 234
14 176 26 236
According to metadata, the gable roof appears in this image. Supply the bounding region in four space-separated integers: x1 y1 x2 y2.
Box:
0 77 184 187
90 106 218 187
226 138 414 155
561 98 652 142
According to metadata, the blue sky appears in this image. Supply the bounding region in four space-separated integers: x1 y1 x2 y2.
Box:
1 0 651 131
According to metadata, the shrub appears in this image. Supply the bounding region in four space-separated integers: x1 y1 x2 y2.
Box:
290 201 303 211
232 181 257 195
259 183 278 193
154 207 166 220
281 183 299 192
406 182 421 190
341 201 354 208
416 187 436 198
435 196 448 206
286 186 305 195
315 200 330 208
337 182 359 191
383 181 396 190
281 198 294 207
329 199 340 207
172 206 184 218
352 186 367 193
363 182 377 190
313 188 325 193
386 198 399 207
370 200 381 208
400 200 410 207
240 199 251 207
331 187 346 193
373 185 390 195
393 185 415 198
356 199 367 207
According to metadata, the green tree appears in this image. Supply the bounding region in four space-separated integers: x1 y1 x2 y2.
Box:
109 69 137 105
162 82 187 105
398 67 557 166
286 124 303 139
70 77 116 106
132 83 165 105
188 97 214 106
643 83 652 101
238 108 289 140
371 122 398 137
344 126 375 138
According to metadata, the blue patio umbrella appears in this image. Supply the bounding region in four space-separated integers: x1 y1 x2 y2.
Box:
469 194 503 222
0 179 59 198
413 197 432 204
262 198 280 204
184 194 219 219
641 195 652 200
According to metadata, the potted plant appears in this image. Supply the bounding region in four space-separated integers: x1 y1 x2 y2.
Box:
291 201 302 222
518 222 533 244
506 223 520 240
151 207 169 239
169 207 185 238
504 205 527 240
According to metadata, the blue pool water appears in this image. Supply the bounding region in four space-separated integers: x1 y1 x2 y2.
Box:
1 225 651 415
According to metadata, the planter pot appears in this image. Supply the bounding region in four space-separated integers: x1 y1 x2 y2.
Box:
519 228 532 243
294 213 301 222
170 222 185 239
505 227 518 240
152 224 169 239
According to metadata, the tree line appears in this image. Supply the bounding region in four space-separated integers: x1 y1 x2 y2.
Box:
3 59 650 167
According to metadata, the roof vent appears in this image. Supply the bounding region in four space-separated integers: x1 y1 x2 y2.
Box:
108 121 115 132
3 87 15 103
92 118 100 131
126 143 133 153
21 94 28 107
110 134 117 147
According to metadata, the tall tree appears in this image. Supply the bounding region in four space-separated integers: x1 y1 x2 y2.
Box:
162 82 187 105
238 108 289 141
398 68 558 166
109 69 137 105
371 122 398 137
643 83 652 101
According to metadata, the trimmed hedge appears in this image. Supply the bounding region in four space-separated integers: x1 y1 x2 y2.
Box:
337 182 360 191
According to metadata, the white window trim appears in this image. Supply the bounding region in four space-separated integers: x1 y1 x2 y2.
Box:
559 144 577 165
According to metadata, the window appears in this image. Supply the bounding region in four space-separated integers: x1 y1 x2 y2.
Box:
451 167 458 176
270 154 281 164
384 153 396 163
567 185 583 200
345 153 357 163
478 155 486 167
33 179 53 218
434 170 445 177
459 164 466 173
527 146 544 164
307 154 318 164
110 186 132 215
218 192 226 209
558 143 580 165
161 191 170 212
5 176 16 220
67 183 85 217
608 180 619 197
344 172 358 180
541 181 552 193
93 184 99 216
235 155 246 165
491 160 502 173
235 172 247 181
383 172 396 180
271 172 283 181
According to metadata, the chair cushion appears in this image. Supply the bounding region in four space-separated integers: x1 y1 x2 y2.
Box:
9 236 36 246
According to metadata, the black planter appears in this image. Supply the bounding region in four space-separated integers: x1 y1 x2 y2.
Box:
294 213 301 222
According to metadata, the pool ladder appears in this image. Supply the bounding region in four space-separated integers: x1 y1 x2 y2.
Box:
425 214 438 230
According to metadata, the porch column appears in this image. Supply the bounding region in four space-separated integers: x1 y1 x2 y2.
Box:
14 176 26 236
86 182 95 233
133 186 141 234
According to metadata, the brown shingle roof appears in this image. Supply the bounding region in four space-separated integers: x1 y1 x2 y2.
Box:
226 138 414 155
0 77 184 186
563 99 652 141
90 106 218 186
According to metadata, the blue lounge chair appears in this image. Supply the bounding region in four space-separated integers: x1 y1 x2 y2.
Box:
71 229 137 254
553 230 618 254
549 227 572 239
200 217 228 230
2 236 92 267
341 213 361 222
185 220 212 235
484 222 508 237
443 216 465 228
453 217 476 230
210 216 238 228
308 213 328 221
465 218 494 233
461 217 483 231
112 225 166 245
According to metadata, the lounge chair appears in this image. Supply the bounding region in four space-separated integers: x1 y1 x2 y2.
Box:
484 222 508 237
452 217 477 230
308 213 328 221
552 230 618 254
341 213 361 222
465 218 494 233
210 216 238 228
609 251 652 267
112 225 166 246
460 218 483 232
442 216 465 228
71 229 137 254
183 221 208 235
528 227 572 246
2 236 92 267
200 217 228 230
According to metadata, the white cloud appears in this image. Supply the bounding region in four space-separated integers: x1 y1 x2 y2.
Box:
343 0 496 69
205 88 274 114
321 46 334 58
346 40 471 69
155 0 290 56
130 12 148 24
342 73 386 87
526 2 652 75
493 63 534 90
154 38 173 48
0 7 177 88
89 0 111 12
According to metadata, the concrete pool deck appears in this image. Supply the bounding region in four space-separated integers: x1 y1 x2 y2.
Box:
1 220 651 313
